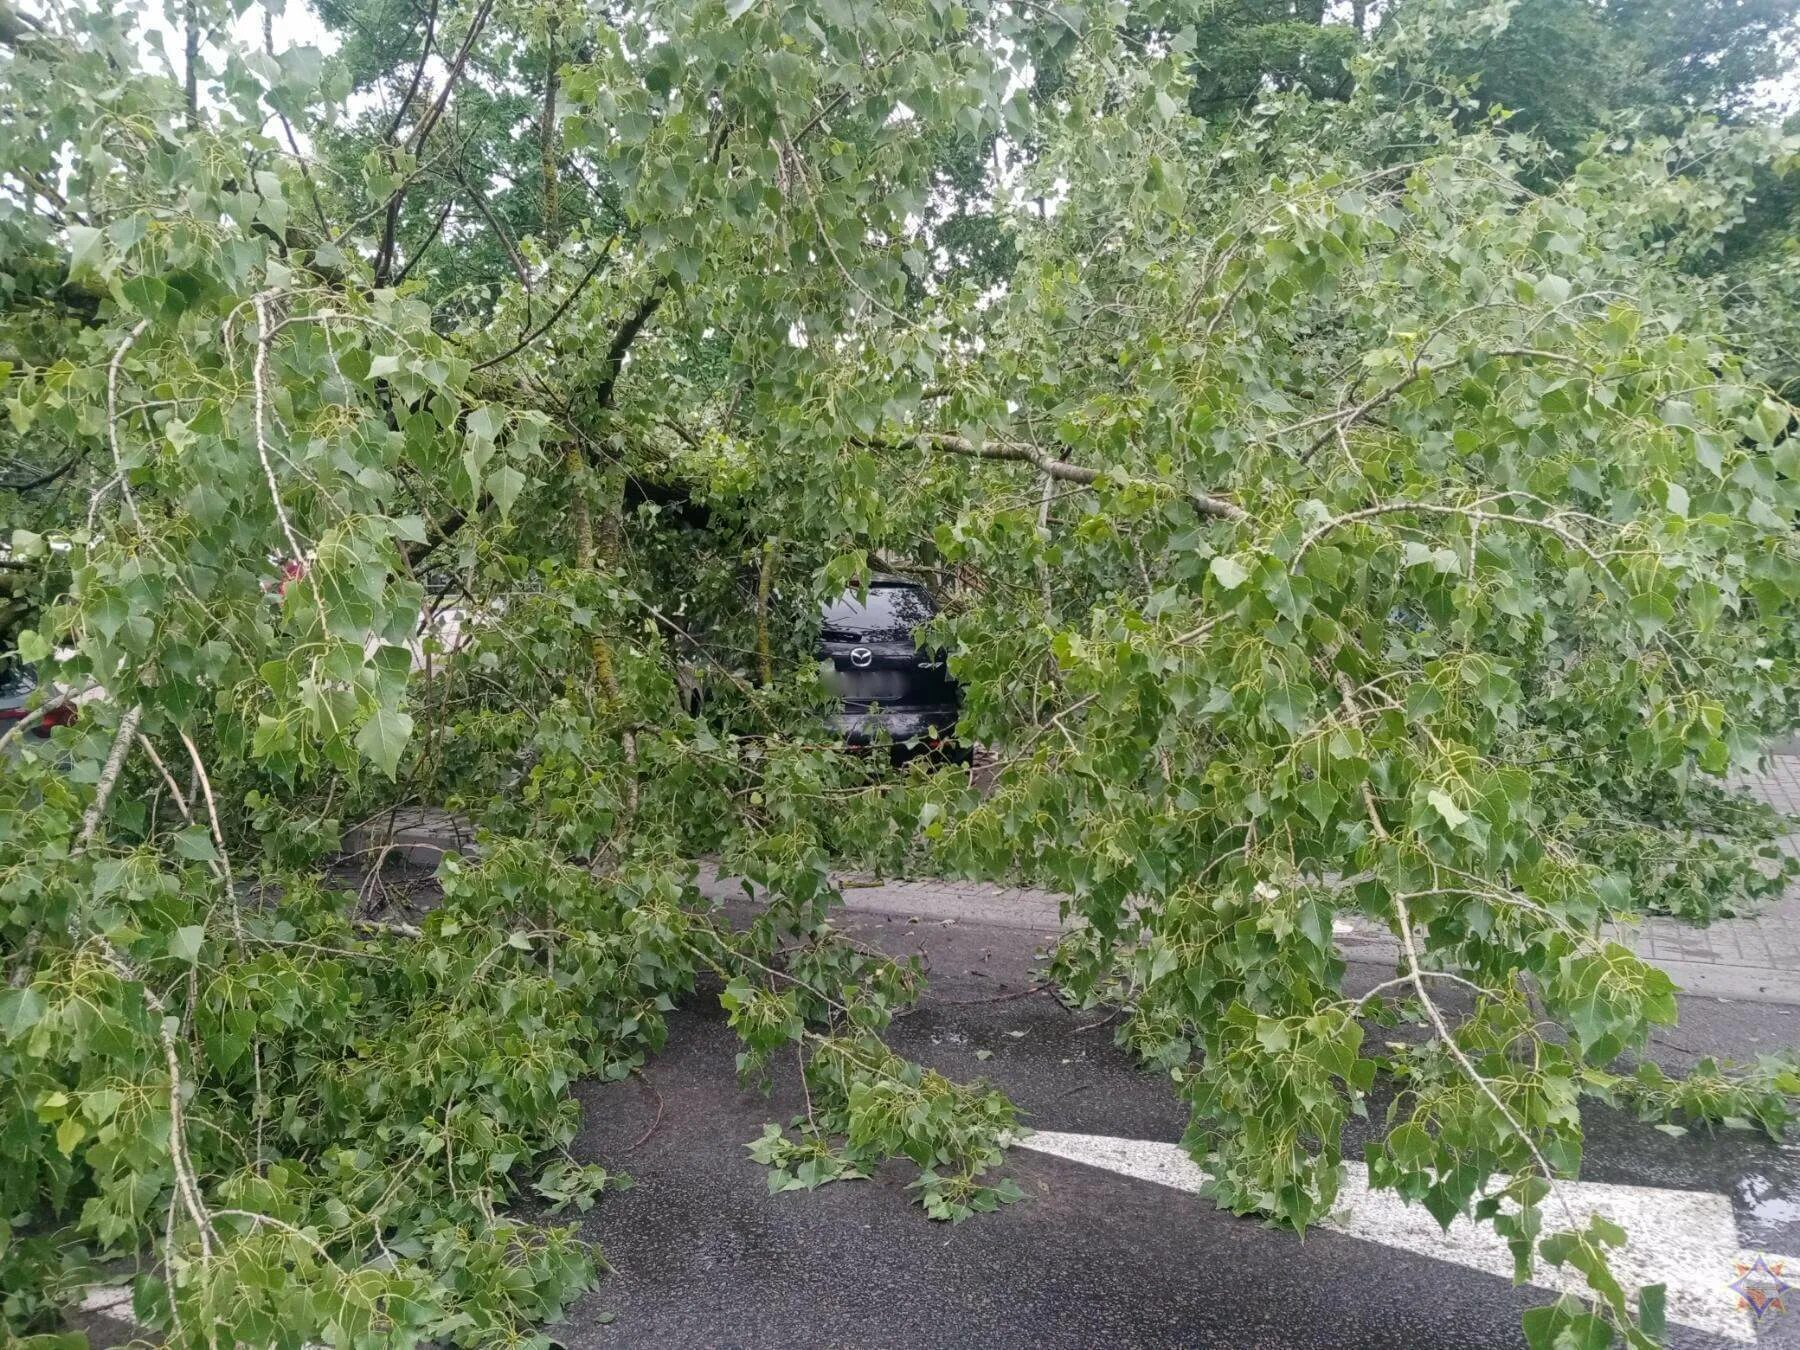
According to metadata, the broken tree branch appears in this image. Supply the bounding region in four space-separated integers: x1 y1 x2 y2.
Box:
892 431 1247 522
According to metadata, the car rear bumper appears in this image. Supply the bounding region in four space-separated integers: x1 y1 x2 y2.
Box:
827 706 961 746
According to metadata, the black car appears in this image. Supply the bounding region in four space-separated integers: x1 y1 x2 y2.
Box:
816 578 962 755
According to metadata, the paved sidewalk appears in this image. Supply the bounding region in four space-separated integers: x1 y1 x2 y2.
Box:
1605 756 1800 1002
697 754 1800 1005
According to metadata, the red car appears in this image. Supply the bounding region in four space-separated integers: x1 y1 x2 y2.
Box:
0 663 77 745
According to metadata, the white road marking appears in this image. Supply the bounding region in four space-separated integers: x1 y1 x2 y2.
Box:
73 1283 329 1350
1018 1130 1773 1344
77 1284 135 1313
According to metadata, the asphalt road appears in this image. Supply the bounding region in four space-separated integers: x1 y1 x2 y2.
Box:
561 906 1800 1350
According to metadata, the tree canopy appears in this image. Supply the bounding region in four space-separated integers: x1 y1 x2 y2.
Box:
3 0 1799 1344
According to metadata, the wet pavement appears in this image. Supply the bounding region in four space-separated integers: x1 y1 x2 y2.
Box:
560 907 1800 1349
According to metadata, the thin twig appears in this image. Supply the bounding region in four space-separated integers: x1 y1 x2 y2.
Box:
1351 969 1488 1011
382 0 439 143
628 1071 666 1149
929 981 1050 1006
0 687 82 757
104 320 151 527
178 728 244 945
249 293 307 565
392 196 455 285
450 161 530 289
1391 890 1579 1230
352 917 424 939
402 0 495 156
136 732 193 820
1294 497 1626 601
94 937 218 1256
210 1209 339 1266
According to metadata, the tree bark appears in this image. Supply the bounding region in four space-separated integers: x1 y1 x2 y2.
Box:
567 446 593 567
597 466 624 564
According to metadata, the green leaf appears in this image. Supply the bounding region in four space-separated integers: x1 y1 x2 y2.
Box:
1254 1019 1291 1052
1427 789 1468 829
56 1116 85 1157
490 464 526 521
1535 274 1572 305
467 405 502 444
16 629 51 663
120 275 170 316
354 703 414 778
0 986 45 1040
1628 592 1674 640
1588 1215 1627 1248
1209 555 1250 591
66 225 104 278
173 825 219 862
1387 1122 1433 1169
82 1088 123 1124
168 926 205 964
1522 1301 1610 1350
1638 1283 1666 1337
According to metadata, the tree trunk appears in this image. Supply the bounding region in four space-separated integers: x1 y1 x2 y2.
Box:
597 466 624 565
566 446 593 568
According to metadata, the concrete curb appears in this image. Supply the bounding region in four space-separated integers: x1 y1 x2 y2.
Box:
1631 957 1799 1005
1338 937 1800 1006
710 872 1800 1007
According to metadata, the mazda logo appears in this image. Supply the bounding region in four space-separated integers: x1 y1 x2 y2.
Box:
849 647 873 668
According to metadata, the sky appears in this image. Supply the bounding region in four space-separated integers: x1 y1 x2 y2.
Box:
1761 34 1800 114
139 0 1800 132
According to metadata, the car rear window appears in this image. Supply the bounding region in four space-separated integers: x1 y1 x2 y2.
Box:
820 584 935 638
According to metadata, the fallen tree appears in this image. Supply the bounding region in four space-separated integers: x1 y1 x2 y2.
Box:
2 0 1799 1345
